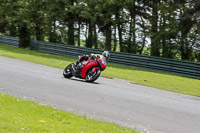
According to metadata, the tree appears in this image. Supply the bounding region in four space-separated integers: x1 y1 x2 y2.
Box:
150 0 160 56
28 0 46 41
178 0 200 60
158 0 179 58
66 0 75 45
96 0 114 51
0 1 7 34
18 22 30 48
1 0 200 62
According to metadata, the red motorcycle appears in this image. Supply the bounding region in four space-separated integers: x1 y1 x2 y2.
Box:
63 56 106 82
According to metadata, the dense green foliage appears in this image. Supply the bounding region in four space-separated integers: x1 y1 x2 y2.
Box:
0 0 200 61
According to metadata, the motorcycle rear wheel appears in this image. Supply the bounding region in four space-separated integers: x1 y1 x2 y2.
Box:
63 64 73 78
85 68 101 83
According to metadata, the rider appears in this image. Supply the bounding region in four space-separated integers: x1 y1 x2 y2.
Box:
74 51 110 67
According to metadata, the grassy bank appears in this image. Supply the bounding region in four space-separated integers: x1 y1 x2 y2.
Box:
0 93 137 133
0 44 200 97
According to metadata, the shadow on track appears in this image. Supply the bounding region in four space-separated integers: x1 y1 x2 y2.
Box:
62 77 100 85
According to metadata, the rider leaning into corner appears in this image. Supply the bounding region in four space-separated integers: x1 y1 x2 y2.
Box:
74 51 110 70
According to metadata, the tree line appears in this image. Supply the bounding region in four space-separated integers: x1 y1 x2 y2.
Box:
0 0 200 61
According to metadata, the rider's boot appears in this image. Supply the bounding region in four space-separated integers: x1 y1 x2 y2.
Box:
74 60 79 66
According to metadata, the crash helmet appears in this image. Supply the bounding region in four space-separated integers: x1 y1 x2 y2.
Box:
102 51 110 61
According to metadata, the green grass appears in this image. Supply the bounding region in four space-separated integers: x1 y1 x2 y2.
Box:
0 93 137 133
105 65 200 96
0 44 200 97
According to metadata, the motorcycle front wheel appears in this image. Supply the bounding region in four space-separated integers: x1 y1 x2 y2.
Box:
63 64 73 78
85 68 101 83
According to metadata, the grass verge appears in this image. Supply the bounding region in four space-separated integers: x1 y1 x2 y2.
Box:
0 93 137 133
0 44 200 97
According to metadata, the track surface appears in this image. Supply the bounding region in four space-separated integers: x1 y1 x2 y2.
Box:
0 56 200 133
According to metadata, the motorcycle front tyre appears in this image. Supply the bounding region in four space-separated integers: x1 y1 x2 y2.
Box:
85 69 101 83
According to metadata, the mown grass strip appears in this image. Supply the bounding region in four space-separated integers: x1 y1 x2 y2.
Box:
0 93 137 133
0 44 200 97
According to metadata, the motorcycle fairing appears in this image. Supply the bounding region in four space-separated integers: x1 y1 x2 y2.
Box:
81 60 98 78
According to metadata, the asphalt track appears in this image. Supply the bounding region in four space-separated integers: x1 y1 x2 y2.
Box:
0 56 200 133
